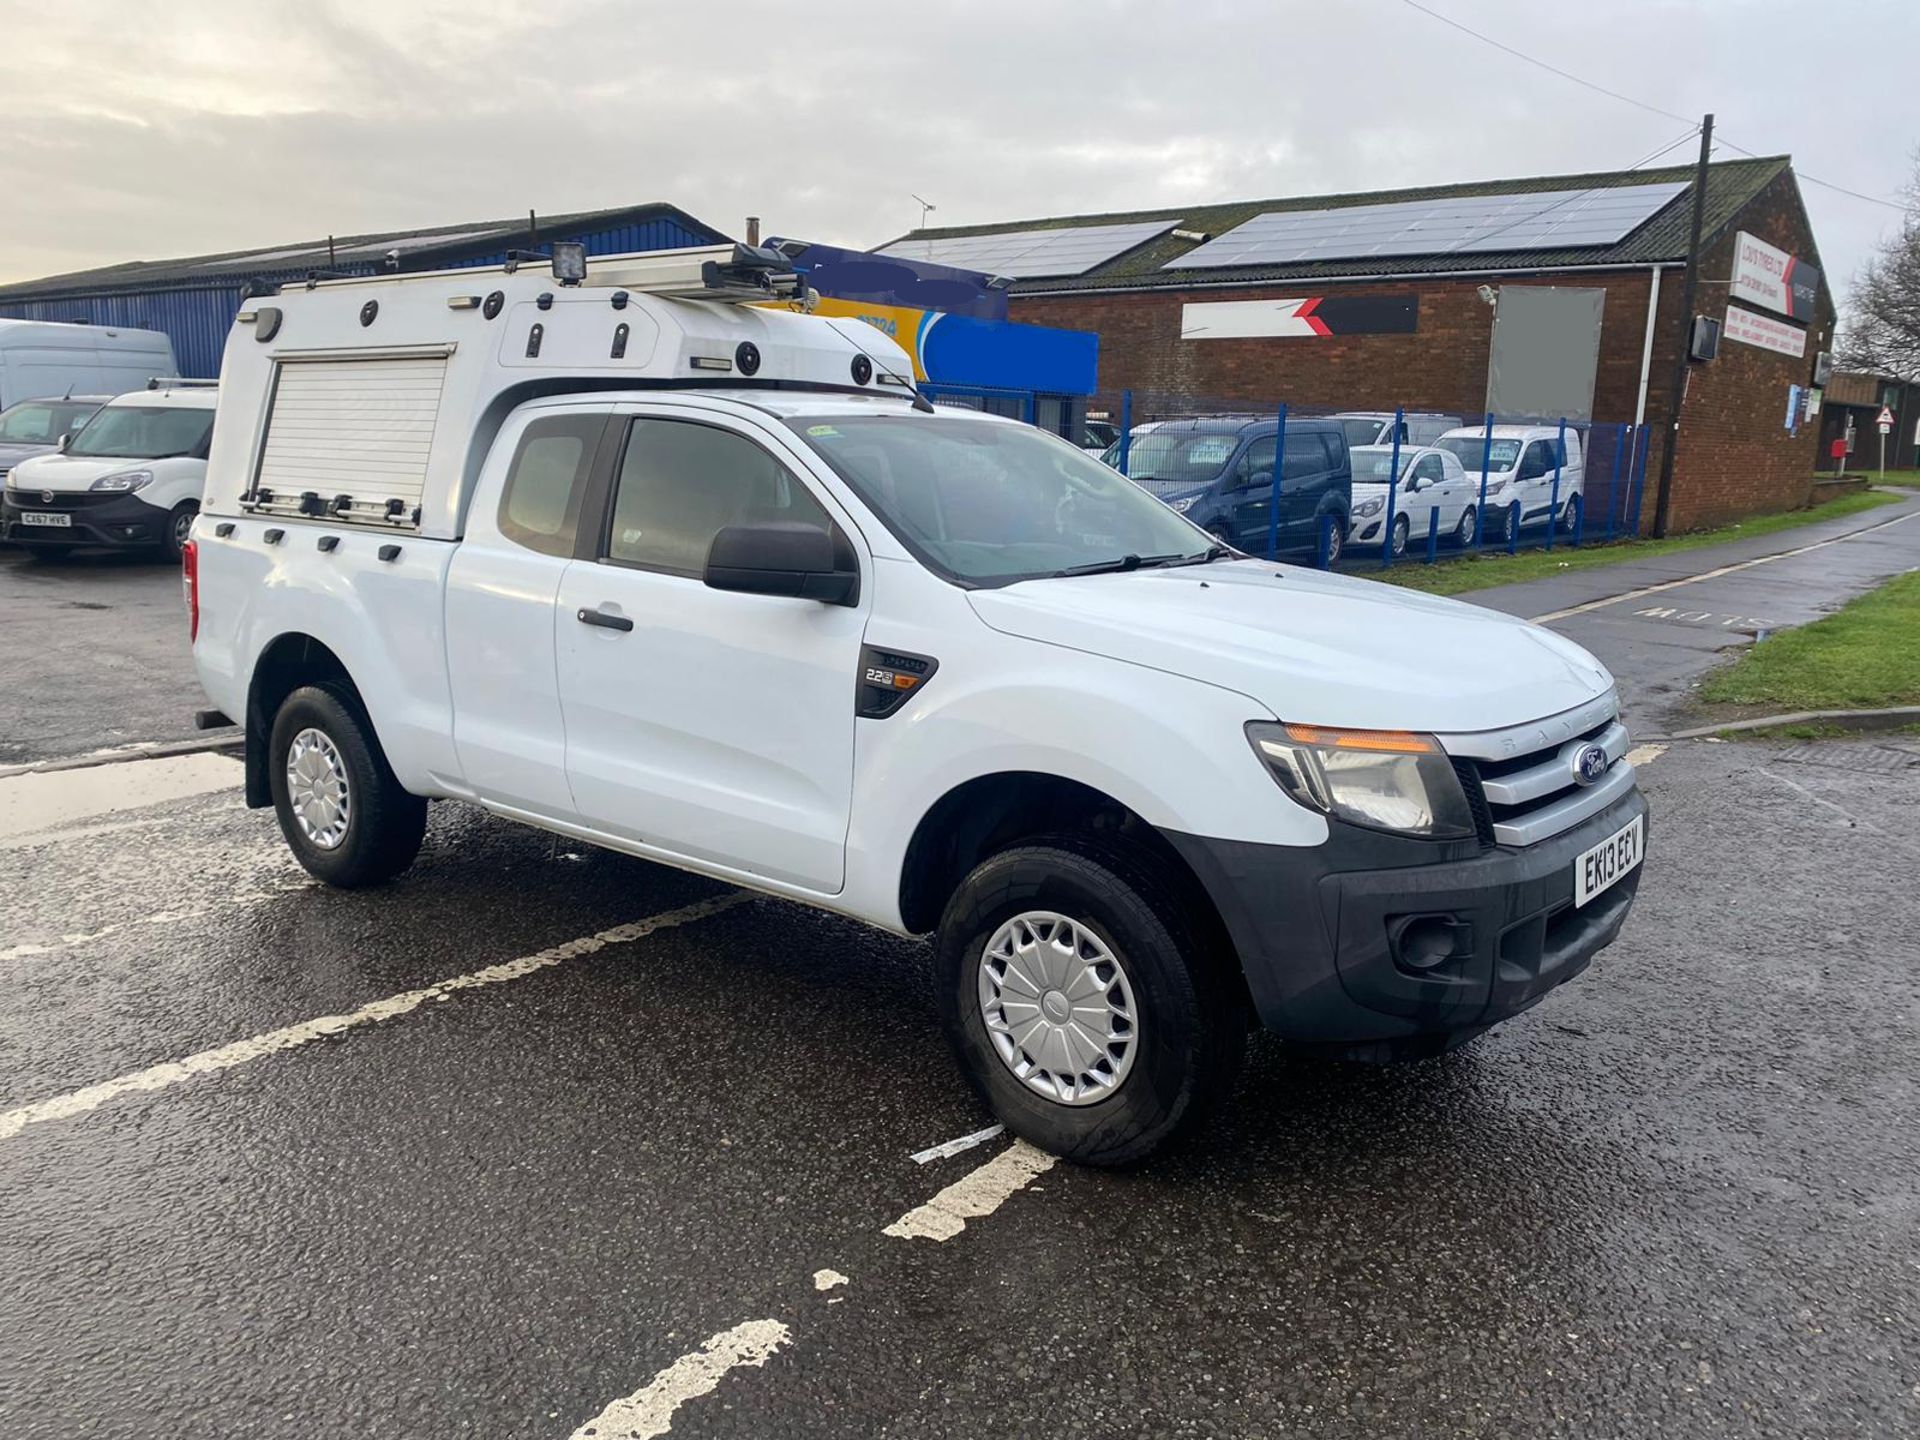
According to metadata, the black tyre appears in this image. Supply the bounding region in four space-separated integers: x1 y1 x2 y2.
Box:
1320 511 1344 568
1390 513 1410 557
163 501 197 563
1558 493 1583 536
1454 506 1476 547
1501 500 1522 543
934 838 1245 1166
268 684 426 887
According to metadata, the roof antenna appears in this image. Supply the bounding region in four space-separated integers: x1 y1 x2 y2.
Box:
328 234 336 267
529 208 539 244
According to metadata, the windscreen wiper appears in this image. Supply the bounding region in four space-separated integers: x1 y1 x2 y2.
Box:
1163 544 1237 567
1054 552 1188 577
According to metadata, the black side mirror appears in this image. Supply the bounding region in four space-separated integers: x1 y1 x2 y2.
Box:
704 522 858 605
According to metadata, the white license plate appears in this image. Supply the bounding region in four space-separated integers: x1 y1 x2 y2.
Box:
1574 814 1643 907
20 511 71 527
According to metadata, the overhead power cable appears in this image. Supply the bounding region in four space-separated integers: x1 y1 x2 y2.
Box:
1395 0 1908 214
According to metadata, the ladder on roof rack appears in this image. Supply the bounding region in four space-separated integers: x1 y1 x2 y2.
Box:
582 243 814 305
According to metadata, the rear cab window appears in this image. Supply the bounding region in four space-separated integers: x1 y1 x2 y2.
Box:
496 413 605 557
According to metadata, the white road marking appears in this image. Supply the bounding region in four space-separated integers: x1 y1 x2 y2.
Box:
0 751 240 841
0 879 317 964
908 1123 1005 1165
0 894 745 1141
1525 508 1920 624
0 814 180 852
1626 744 1668 767
812 1269 849 1292
567 1318 790 1440
882 1138 1056 1242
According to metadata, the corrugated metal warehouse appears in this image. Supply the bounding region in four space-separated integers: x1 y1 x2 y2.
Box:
0 203 727 379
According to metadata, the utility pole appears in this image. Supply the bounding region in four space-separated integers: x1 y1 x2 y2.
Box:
1652 113 1712 538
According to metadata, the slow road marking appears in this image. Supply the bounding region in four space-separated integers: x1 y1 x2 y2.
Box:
568 1318 790 1440
0 894 745 1141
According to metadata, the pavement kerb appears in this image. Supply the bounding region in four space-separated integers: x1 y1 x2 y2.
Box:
1652 706 1920 742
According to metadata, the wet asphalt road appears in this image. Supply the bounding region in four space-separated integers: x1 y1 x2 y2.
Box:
4 500 1920 1438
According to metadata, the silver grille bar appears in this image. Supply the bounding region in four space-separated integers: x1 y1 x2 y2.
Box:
1491 760 1636 846
1479 721 1630 806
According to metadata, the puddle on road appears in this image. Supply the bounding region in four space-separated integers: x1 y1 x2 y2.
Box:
0 752 242 842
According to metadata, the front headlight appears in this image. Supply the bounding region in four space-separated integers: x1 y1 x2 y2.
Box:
1246 721 1476 839
90 469 153 492
1354 497 1384 518
1169 495 1199 513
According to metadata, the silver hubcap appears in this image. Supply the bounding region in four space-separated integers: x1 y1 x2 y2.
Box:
977 911 1139 1106
286 727 351 849
173 510 193 547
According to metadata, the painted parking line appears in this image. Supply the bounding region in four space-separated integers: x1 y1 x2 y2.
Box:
908 1123 1006 1165
1525 508 1920 624
567 1318 791 1440
1626 744 1668 768
882 1138 1056 1241
0 893 746 1141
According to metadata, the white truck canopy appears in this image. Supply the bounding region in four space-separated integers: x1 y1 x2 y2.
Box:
202 244 919 540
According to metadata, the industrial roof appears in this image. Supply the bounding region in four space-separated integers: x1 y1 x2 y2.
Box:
0 201 726 301
875 156 1794 293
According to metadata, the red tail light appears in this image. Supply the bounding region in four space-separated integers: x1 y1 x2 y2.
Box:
182 538 200 642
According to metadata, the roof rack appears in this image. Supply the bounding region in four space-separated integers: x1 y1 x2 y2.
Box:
147 376 219 389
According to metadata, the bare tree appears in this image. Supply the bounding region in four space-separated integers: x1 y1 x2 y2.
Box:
1838 159 1920 379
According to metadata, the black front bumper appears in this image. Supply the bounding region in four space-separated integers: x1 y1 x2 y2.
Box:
1170 787 1647 1058
3 491 166 547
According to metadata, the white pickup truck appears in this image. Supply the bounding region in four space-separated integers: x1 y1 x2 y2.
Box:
188 244 1647 1164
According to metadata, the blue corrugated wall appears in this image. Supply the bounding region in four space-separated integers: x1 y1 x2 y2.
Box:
0 214 721 380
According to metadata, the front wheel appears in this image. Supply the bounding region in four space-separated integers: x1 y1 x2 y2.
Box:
1500 500 1522 543
1389 513 1410 558
163 502 197 563
268 684 426 887
1454 506 1477 547
934 839 1245 1166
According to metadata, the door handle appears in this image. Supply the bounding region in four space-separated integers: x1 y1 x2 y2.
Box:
576 606 634 632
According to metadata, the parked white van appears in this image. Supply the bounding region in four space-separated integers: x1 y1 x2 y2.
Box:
1435 424 1586 543
0 319 177 409
185 245 1647 1164
1347 444 1477 554
3 382 216 560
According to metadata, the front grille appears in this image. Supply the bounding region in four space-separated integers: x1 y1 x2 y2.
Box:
1441 696 1632 847
7 489 120 509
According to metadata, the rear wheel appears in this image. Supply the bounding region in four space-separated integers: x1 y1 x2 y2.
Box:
934 838 1245 1166
268 684 426 887
163 501 197 563
1558 493 1583 536
1454 506 1477 546
1319 512 1344 567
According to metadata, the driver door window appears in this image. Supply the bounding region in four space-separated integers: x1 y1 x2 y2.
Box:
607 418 837 574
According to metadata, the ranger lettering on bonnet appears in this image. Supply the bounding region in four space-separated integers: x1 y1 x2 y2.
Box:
186 241 1648 1165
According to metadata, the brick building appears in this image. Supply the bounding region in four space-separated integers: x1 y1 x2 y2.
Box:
880 156 1834 531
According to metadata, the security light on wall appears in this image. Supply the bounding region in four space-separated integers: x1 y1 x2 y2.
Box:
1476 284 1497 306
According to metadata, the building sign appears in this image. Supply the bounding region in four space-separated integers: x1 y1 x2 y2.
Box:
1723 303 1807 358
1179 294 1417 340
1729 230 1820 322
765 295 1097 394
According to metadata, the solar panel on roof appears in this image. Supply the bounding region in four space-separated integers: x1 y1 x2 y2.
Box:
877 220 1178 278
1165 182 1687 270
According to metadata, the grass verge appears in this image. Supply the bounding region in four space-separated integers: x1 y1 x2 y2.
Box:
1695 569 1920 711
1378 489 1904 597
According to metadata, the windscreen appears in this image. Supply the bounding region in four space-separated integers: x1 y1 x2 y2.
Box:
67 405 211 460
791 414 1214 586
1350 449 1414 483
1112 431 1242 490
1339 417 1386 448
0 400 102 445
1438 436 1523 473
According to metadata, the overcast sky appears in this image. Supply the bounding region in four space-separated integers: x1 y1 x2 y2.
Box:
3 0 1914 316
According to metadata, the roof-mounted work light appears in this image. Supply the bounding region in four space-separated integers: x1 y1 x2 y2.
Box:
551 242 588 286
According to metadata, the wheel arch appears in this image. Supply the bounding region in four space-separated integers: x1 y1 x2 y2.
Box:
896 770 1245 1003
243 632 362 808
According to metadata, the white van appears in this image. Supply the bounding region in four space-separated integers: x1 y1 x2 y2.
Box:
0 319 178 410
185 245 1647 1164
3 382 216 560
1435 424 1586 543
